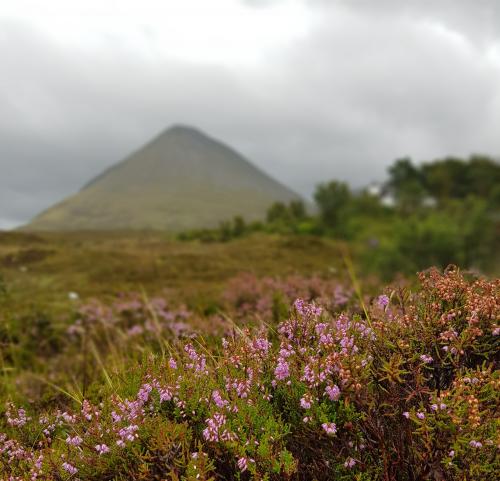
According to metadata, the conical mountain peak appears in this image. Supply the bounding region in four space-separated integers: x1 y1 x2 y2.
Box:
165 124 205 136
25 126 300 232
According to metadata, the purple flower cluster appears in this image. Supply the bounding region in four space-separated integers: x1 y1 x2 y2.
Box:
321 422 337 435
5 404 30 427
325 384 341 401
202 413 237 443
420 354 433 364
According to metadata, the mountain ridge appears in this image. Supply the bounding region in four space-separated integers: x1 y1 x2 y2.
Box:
24 125 301 232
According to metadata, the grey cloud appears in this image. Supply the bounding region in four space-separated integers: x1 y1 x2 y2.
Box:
1 1 500 228
242 0 286 6
316 0 500 46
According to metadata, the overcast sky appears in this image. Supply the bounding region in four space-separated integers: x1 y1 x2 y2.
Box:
1 0 499 229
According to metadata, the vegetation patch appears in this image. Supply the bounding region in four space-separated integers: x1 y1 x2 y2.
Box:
1 267 498 480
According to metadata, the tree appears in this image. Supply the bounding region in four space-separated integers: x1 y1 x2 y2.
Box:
387 158 427 212
232 216 246 238
467 155 500 199
421 155 500 201
314 181 351 230
421 157 468 200
266 202 290 224
289 200 307 220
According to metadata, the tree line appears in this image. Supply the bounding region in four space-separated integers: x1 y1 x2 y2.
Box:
179 155 499 278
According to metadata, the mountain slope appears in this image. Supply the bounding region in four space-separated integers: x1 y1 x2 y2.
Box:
25 125 300 231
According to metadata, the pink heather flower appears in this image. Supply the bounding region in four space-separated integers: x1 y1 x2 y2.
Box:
168 358 177 369
293 298 322 318
81 400 94 421
127 324 144 336
253 338 271 354
377 294 389 309
137 383 153 403
420 354 433 364
66 435 83 446
203 413 228 442
184 344 208 374
62 462 78 475
300 395 312 409
325 384 341 401
274 359 290 381
315 323 328 335
237 456 249 472
449 450 455 457
402 412 410 419
416 412 425 420
111 411 122 423
117 424 139 445
212 390 229 408
492 327 500 336
431 402 447 411
278 346 294 358
344 457 356 469
34 454 43 469
95 444 110 455
158 387 173 402
321 422 337 435
6 404 31 427
469 440 482 448
61 412 76 424
235 380 250 399
319 332 334 346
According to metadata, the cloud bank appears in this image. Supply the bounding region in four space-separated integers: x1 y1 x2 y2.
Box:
1 0 499 228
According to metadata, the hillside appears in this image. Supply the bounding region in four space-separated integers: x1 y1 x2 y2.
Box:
24 125 300 231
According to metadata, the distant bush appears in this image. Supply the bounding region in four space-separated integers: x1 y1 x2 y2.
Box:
267 200 307 225
365 198 497 279
179 201 312 241
178 216 251 243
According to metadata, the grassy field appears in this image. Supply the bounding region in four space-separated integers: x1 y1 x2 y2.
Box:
0 231 355 310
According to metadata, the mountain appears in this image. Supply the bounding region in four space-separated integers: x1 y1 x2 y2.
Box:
24 125 301 231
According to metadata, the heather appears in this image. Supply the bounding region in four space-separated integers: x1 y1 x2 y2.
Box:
1 266 498 480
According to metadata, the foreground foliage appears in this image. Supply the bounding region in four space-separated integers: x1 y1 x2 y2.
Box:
0 267 499 480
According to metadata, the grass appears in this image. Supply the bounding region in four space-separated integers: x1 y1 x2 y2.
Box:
0 231 350 311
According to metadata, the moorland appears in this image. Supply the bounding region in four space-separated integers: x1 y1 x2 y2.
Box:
0 154 499 480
